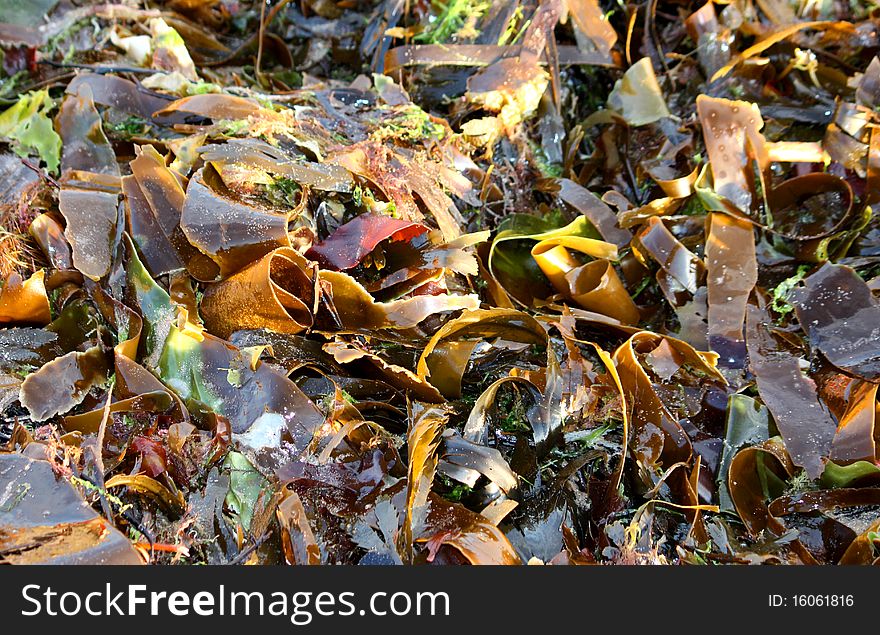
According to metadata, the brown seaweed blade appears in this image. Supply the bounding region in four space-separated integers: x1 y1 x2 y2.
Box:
58 187 119 281
710 21 828 82
382 44 615 76
28 213 72 270
158 326 324 445
696 95 767 213
792 263 880 381
728 437 794 537
440 430 518 496
607 58 670 126
65 73 173 121
535 255 639 324
277 489 321 565
745 304 836 479
181 167 289 280
829 380 877 465
556 178 631 247
199 140 353 192
636 216 704 295
839 519 880 564
126 145 212 278
153 93 263 120
123 174 186 276
705 213 756 367
323 340 443 403
0 454 143 565
769 488 880 516
18 345 109 422
401 402 445 562
566 0 617 64
56 84 120 177
419 493 521 565
0 270 51 325
613 332 724 472
417 308 549 392
200 247 313 339
55 86 122 285
767 173 854 243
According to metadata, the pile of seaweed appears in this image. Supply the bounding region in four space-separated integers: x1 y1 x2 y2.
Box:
1 0 879 565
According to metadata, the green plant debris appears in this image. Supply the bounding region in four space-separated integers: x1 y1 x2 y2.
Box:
414 0 490 44
770 265 810 317
0 90 62 172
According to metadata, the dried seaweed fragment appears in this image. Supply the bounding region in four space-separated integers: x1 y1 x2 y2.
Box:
607 58 670 127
